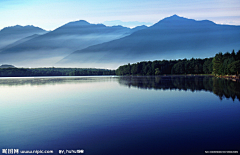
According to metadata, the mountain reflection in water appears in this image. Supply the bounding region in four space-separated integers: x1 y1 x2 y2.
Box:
118 76 240 101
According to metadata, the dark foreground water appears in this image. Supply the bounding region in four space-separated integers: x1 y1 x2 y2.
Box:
0 76 239 155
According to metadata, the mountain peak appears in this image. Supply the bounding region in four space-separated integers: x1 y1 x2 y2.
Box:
164 14 188 21
1 25 40 30
170 14 180 18
76 20 90 25
151 15 217 28
0 25 46 33
64 20 90 27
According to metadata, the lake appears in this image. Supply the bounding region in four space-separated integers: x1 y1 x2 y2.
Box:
0 76 239 155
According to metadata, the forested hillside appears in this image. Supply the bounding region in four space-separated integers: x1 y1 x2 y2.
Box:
0 68 115 77
116 50 240 76
213 50 240 75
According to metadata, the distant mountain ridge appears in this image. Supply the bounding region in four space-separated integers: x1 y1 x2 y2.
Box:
0 20 144 67
0 25 47 51
57 15 240 68
0 25 46 34
0 15 239 69
0 64 15 68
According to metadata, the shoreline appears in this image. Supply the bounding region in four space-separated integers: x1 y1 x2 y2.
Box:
0 74 239 82
215 75 240 82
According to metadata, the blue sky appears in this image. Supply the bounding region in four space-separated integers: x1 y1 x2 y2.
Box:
0 0 239 30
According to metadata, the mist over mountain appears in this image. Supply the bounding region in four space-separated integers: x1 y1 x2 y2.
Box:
0 34 40 52
0 20 138 67
0 25 47 51
0 15 239 68
58 15 240 68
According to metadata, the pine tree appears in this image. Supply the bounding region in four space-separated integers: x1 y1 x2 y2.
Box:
213 53 223 75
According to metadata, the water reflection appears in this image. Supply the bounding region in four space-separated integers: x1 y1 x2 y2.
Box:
0 76 239 101
0 76 239 154
0 76 115 86
118 76 240 101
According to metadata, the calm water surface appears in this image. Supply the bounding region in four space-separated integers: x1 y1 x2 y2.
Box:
0 76 239 155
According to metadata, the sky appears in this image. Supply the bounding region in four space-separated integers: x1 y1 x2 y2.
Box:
0 0 240 31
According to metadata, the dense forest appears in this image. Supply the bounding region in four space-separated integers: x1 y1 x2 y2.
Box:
0 68 115 77
116 50 240 76
1 50 239 77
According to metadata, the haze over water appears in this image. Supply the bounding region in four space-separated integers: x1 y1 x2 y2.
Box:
0 76 239 155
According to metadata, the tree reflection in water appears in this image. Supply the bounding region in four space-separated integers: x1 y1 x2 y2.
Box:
118 76 240 101
0 76 239 101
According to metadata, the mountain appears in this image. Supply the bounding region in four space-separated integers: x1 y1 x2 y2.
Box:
0 20 140 67
0 34 40 52
58 15 240 68
0 64 15 68
0 25 47 50
131 25 148 32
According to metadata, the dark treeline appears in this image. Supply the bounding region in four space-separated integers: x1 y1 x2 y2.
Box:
0 68 115 77
118 76 240 101
213 50 240 75
116 50 240 76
